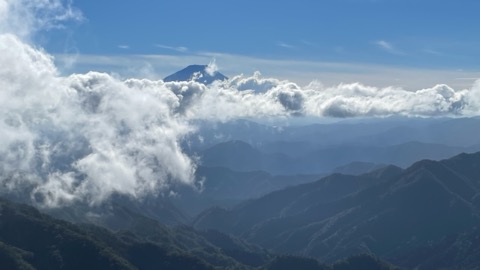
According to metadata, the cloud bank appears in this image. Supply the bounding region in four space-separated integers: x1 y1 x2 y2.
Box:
0 33 197 207
1 0 480 207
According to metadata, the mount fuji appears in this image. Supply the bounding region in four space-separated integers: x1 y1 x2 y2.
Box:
163 64 228 85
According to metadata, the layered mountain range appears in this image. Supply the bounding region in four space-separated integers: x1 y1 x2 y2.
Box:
2 122 480 269
0 198 398 270
194 152 480 269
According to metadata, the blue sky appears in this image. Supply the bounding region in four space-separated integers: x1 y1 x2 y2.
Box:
43 0 480 89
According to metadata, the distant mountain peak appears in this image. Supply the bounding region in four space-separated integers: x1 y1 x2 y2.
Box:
163 64 228 85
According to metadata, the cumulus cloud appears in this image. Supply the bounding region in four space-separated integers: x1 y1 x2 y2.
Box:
2 29 480 207
0 33 197 207
0 35 196 207
0 0 82 39
2 0 480 208
302 83 471 117
205 59 218 76
157 72 479 121
228 71 280 92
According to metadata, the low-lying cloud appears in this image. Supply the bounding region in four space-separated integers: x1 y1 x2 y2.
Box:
0 33 197 207
1 0 480 207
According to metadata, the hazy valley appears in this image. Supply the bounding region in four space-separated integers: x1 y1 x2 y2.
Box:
2 113 480 269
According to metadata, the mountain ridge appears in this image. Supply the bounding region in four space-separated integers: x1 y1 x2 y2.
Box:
0 197 399 270
193 151 480 269
163 64 228 85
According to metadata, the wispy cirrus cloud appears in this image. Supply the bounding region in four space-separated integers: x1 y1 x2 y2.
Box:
423 48 443 56
155 44 188 52
277 42 295 49
375 40 404 55
300 39 316 47
117 44 130 49
56 51 480 90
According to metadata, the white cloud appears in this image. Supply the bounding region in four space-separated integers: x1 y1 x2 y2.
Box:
2 0 480 208
277 42 295 49
118 45 130 49
376 40 393 50
228 71 280 92
3 29 480 207
205 58 218 76
0 32 198 207
375 40 404 55
155 44 188 52
302 83 470 117
0 0 82 39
